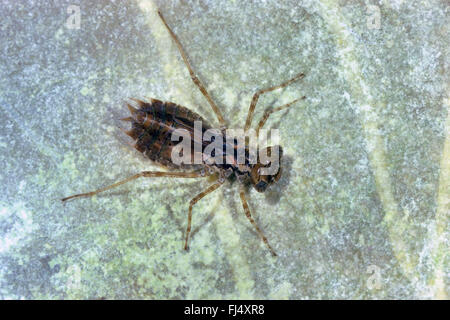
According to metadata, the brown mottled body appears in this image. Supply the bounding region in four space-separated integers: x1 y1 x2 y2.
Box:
62 9 306 257
123 98 212 170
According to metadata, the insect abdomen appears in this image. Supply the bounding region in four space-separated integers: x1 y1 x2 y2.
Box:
123 98 211 168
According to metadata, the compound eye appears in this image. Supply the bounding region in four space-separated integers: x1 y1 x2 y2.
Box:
255 181 267 192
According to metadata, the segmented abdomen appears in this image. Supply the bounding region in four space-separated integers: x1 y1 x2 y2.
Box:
123 98 212 169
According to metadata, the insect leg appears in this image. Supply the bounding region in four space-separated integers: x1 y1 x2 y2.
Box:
244 73 305 132
239 184 277 256
61 171 205 202
256 96 306 136
185 180 224 251
157 10 226 128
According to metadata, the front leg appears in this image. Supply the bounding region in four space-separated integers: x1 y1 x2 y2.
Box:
256 96 306 136
244 73 305 132
239 184 277 256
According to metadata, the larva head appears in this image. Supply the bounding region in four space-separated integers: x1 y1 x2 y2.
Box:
250 146 283 192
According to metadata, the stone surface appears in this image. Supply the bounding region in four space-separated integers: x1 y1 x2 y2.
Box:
0 0 448 299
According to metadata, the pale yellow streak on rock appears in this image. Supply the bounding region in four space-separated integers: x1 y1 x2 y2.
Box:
137 0 255 298
214 203 256 299
430 95 449 299
317 1 417 280
137 0 195 106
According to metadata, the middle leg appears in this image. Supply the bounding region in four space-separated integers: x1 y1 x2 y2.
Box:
244 72 305 132
185 180 224 250
61 171 206 202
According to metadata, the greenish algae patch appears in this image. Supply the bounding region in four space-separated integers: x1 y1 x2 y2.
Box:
428 95 449 299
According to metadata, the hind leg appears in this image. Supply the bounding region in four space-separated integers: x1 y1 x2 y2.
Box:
158 10 226 128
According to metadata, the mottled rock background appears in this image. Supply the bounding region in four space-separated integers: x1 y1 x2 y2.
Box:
0 0 448 299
